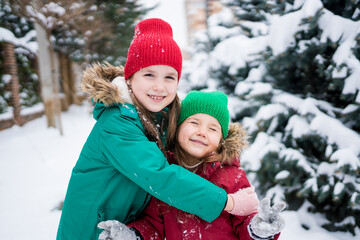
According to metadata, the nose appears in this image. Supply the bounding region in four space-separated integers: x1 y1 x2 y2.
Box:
152 78 165 91
196 125 207 138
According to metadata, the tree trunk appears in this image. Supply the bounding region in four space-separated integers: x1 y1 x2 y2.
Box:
34 22 63 134
47 35 63 135
59 53 80 106
68 58 81 105
3 42 22 125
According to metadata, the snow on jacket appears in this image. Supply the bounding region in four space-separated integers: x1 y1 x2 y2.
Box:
56 63 228 240
129 125 281 240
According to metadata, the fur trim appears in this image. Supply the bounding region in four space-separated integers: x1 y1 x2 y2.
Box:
222 122 249 163
81 62 130 106
112 77 133 105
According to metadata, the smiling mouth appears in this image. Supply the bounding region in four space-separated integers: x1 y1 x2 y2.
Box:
148 95 166 101
190 139 207 146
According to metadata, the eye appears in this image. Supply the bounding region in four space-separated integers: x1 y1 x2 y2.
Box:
166 75 176 81
209 127 218 132
144 73 154 77
190 121 199 125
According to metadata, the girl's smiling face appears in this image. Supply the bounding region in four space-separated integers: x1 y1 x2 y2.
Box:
129 65 179 113
177 113 222 158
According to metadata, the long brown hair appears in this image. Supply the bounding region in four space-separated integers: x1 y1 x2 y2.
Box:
127 79 181 156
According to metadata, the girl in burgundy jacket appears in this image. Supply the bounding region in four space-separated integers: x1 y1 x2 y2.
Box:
98 91 285 240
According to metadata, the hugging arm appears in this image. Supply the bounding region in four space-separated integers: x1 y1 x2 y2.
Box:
100 114 227 222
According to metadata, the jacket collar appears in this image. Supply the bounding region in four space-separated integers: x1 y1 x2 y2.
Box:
197 158 241 179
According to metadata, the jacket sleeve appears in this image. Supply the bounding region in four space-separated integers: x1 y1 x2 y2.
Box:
99 112 227 222
128 197 165 240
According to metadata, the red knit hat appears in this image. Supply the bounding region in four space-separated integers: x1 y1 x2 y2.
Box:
124 18 182 80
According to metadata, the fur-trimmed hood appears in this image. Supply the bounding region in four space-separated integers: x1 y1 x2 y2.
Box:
222 122 249 164
81 62 133 106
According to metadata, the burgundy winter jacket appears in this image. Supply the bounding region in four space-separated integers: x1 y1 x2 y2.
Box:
129 154 280 240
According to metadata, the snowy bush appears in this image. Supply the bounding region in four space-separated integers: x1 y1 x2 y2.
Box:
0 0 40 113
185 0 360 235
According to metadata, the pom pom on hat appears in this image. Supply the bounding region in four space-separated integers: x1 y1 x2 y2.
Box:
124 18 182 80
178 91 230 139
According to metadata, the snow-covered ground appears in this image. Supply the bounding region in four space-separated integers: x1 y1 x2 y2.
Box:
0 103 358 239
0 0 358 239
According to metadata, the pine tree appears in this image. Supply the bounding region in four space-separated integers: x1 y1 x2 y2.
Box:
266 9 350 107
322 0 360 20
186 0 360 235
101 0 151 66
240 0 360 234
53 0 151 66
226 0 291 23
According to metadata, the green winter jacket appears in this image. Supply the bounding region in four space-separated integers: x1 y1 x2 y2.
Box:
56 64 227 239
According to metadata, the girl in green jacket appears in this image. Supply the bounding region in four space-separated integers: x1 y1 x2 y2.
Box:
56 18 258 240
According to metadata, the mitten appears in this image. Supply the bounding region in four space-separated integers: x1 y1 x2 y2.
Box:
249 198 286 239
97 220 139 240
228 186 259 216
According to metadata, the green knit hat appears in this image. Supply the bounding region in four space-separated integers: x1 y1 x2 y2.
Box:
178 91 230 139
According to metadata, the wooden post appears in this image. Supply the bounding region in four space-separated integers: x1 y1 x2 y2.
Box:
3 42 23 125
59 52 82 107
68 58 81 105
